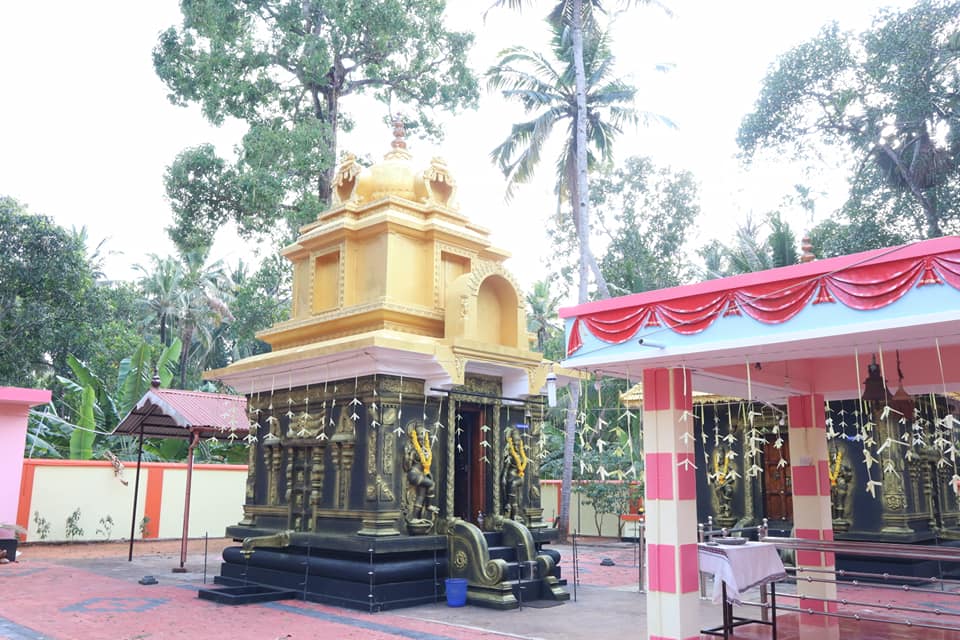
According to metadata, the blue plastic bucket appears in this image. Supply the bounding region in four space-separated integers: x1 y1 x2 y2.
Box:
445 578 468 607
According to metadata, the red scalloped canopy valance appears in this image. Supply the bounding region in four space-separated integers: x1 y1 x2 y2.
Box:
566 249 960 357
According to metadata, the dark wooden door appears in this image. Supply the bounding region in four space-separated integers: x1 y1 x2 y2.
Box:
763 440 793 521
453 405 488 523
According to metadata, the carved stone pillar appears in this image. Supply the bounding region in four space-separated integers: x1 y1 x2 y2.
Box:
492 401 502 517
308 444 326 531
878 413 911 534
446 396 456 518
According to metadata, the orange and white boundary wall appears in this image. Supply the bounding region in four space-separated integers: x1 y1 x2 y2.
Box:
15 459 246 543
539 480 644 538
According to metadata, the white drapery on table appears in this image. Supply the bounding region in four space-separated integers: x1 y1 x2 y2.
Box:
698 541 786 604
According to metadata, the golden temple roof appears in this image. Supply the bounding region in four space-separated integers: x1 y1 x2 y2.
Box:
332 120 457 209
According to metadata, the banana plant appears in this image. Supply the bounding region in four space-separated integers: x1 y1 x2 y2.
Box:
69 385 96 459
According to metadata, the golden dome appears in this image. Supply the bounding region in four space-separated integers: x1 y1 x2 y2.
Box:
331 121 457 209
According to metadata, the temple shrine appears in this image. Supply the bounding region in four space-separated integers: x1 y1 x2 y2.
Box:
561 237 960 639
200 125 569 610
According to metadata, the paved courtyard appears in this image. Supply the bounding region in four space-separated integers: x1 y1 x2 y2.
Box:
2 537 960 639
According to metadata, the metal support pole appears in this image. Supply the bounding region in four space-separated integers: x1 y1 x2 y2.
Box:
127 421 145 562
174 431 200 572
572 531 579 602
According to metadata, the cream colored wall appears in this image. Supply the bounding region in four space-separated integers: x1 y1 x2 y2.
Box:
27 464 146 542
20 462 246 543
540 480 639 538
157 467 246 539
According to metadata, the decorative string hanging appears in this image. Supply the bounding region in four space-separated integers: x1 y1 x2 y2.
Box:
677 365 696 472
245 387 260 445
316 376 330 441
455 400 463 454
370 374 380 429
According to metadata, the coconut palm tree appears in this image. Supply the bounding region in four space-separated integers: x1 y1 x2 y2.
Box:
488 13 643 540
137 254 184 347
136 251 234 388
526 279 563 358
172 251 235 388
488 19 638 300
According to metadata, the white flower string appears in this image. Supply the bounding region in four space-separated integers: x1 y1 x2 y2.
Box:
480 407 493 465
935 339 960 496
370 374 380 429
677 366 696 472
744 359 762 478
393 375 405 436
317 376 330 441
455 400 463 453
286 372 295 419
245 382 259 445
434 392 444 432
855 348 881 498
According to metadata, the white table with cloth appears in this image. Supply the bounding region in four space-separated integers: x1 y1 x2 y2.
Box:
698 541 787 639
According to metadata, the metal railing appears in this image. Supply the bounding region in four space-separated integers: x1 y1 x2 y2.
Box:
755 535 960 633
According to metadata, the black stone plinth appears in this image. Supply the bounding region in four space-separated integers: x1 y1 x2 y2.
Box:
204 539 447 611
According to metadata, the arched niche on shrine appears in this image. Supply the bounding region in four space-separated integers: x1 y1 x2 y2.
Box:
444 265 526 350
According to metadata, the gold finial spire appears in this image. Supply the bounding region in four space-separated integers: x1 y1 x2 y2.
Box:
391 118 407 150
800 234 815 263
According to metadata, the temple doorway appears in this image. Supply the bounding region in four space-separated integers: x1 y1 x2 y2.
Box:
763 438 793 522
453 404 490 523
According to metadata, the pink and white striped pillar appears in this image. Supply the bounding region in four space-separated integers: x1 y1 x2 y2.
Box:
786 394 838 623
642 368 700 640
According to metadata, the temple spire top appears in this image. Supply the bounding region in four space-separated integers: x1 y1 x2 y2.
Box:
391 118 407 150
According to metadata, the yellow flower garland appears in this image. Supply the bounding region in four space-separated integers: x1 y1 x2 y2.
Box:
829 449 843 487
410 428 432 473
714 449 730 486
508 437 529 478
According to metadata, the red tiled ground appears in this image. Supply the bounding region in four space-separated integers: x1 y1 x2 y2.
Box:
3 537 960 639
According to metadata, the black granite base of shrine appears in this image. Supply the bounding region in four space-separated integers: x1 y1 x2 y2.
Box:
198 584 298 605
201 544 447 611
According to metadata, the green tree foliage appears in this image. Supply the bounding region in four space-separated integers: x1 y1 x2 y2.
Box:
525 279 564 360
154 0 479 250
136 251 235 388
69 386 97 460
31 339 182 460
0 198 140 389
593 156 699 295
210 256 291 367
574 480 641 536
739 1 960 243
699 213 801 278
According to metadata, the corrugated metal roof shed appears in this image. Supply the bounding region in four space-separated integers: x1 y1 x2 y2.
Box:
114 388 249 438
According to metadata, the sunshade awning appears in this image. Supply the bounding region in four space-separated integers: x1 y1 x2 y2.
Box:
114 388 249 439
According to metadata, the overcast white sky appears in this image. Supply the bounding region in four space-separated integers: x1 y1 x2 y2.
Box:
0 1 911 288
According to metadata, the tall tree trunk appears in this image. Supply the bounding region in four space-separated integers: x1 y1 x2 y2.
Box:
571 0 591 305
878 143 941 237
559 0 610 542
179 326 193 389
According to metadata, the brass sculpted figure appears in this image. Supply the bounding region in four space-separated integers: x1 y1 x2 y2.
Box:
711 444 737 527
830 447 854 526
403 421 437 533
502 426 529 521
